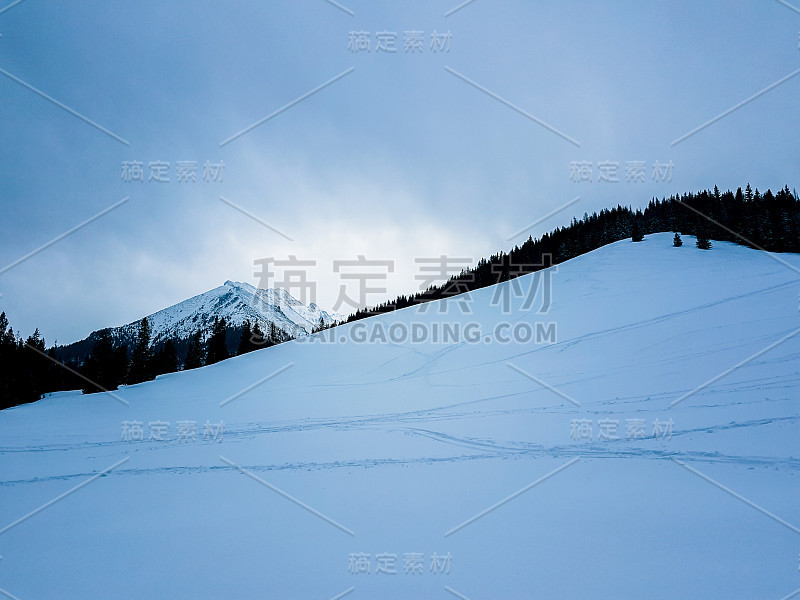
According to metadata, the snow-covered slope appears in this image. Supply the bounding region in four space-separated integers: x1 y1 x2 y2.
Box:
2 234 799 599
102 280 343 347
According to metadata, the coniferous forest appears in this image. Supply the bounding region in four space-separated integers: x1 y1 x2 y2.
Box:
346 184 799 321
0 314 290 409
1 184 797 410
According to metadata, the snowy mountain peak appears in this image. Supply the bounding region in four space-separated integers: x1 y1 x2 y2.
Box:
79 281 345 351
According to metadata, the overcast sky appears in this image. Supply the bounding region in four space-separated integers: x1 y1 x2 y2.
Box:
1 0 798 344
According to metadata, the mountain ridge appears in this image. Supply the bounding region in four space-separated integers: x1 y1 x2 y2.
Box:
55 281 344 360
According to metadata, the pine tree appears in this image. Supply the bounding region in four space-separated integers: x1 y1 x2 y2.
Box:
43 346 71 394
127 317 154 384
112 345 129 385
206 317 229 365
631 217 644 242
311 316 324 334
251 322 266 349
0 313 24 408
82 329 127 393
184 330 205 370
237 320 254 356
673 232 683 247
20 328 48 401
696 234 712 250
153 339 178 375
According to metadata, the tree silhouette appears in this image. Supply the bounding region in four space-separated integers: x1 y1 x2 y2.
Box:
185 330 205 370
237 320 257 355
206 317 229 365
127 318 154 384
153 339 178 375
82 329 127 393
631 216 644 242
696 235 712 250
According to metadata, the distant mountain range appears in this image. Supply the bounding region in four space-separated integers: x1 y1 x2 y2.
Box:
55 281 343 361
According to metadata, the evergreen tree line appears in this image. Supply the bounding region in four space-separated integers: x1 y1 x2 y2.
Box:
0 313 73 409
2 183 796 409
183 317 290 370
346 184 799 322
0 313 292 409
81 316 290 394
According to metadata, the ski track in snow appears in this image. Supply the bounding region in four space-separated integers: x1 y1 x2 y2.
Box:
2 394 798 486
2 235 800 598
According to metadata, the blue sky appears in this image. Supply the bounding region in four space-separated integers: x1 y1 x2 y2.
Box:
1 0 798 344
